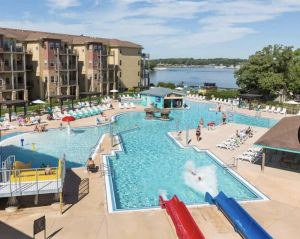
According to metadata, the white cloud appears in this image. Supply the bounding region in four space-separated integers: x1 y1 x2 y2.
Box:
2 0 300 57
46 0 81 10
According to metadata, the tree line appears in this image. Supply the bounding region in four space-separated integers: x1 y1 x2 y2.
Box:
235 45 300 99
147 58 246 69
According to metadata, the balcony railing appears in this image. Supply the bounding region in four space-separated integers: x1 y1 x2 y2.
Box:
0 65 11 72
13 65 25 71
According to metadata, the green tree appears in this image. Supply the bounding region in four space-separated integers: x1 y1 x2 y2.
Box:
235 45 294 98
157 82 176 89
288 49 300 94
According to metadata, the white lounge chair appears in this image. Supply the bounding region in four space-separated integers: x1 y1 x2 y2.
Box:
268 106 275 113
280 108 286 114
274 107 281 113
262 105 270 112
130 102 136 108
124 103 130 109
119 103 124 109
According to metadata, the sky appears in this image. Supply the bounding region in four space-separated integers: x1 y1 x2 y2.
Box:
1 0 300 59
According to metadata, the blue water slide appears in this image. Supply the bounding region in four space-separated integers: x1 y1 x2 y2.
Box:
205 191 272 239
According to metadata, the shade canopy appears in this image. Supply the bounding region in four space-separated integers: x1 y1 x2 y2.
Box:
255 116 300 154
284 100 300 105
141 87 186 98
79 92 101 97
62 116 75 122
32 99 46 104
175 87 183 90
239 93 263 99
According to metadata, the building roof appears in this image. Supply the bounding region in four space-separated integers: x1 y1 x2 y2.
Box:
0 27 141 48
140 87 186 97
255 116 300 154
239 93 263 99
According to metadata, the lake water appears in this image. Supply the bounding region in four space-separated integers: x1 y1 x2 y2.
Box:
150 67 237 88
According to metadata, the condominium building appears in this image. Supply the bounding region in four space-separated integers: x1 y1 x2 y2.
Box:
0 33 31 101
0 27 148 101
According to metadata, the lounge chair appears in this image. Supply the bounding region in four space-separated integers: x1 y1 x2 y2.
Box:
262 105 270 112
130 102 136 108
124 103 130 109
268 106 275 113
274 107 281 113
119 103 124 109
280 108 287 114
96 117 106 125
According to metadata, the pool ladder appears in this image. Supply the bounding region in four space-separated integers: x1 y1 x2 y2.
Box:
99 163 113 176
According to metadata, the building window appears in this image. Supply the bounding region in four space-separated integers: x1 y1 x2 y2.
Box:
51 76 55 83
119 72 122 78
49 42 54 50
120 50 122 54
138 71 140 76
94 74 97 79
138 60 140 65
6 78 10 85
119 60 122 66
45 76 48 83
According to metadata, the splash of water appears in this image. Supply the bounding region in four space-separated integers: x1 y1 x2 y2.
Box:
183 160 218 196
67 124 71 135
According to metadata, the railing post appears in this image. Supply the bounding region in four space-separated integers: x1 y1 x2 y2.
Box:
9 170 12 197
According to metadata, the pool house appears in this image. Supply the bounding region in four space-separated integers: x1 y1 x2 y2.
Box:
140 87 186 109
255 116 300 171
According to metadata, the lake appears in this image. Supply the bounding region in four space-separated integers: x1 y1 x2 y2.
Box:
150 67 238 88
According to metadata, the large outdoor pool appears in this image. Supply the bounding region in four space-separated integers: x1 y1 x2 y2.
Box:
1 101 276 210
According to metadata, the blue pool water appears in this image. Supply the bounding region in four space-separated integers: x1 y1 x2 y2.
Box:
1 101 277 209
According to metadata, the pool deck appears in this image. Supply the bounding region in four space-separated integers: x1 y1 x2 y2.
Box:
1 101 300 239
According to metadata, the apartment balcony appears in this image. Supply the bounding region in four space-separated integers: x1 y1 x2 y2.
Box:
26 65 33 71
1 46 26 54
55 48 77 56
0 65 12 72
13 65 25 71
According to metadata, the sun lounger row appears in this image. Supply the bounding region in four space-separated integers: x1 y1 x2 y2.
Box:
186 94 206 101
235 147 263 163
217 127 254 150
0 122 17 130
262 105 286 114
210 98 234 105
120 94 140 99
118 102 136 109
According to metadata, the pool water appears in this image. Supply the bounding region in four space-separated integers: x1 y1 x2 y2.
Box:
1 101 276 210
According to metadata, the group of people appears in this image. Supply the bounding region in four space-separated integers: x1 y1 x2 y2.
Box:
236 126 254 140
34 124 47 132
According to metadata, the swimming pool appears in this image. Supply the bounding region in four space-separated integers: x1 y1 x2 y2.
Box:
1 101 275 210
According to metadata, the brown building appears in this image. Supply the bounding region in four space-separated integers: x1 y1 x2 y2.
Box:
0 27 148 101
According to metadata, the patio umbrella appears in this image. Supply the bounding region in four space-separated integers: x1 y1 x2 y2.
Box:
32 99 46 104
62 116 75 122
110 89 119 93
176 87 183 90
110 89 119 100
32 99 47 113
284 100 300 105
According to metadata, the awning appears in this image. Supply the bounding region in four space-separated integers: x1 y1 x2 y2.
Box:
255 116 300 154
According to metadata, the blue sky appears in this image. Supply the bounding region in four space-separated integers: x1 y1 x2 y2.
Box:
1 0 300 59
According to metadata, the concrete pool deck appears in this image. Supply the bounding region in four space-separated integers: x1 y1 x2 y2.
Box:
1 101 300 239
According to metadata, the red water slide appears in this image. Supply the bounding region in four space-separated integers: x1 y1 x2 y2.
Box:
159 195 206 239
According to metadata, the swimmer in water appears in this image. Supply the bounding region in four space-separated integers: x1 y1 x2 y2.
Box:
198 176 202 181
189 169 196 176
